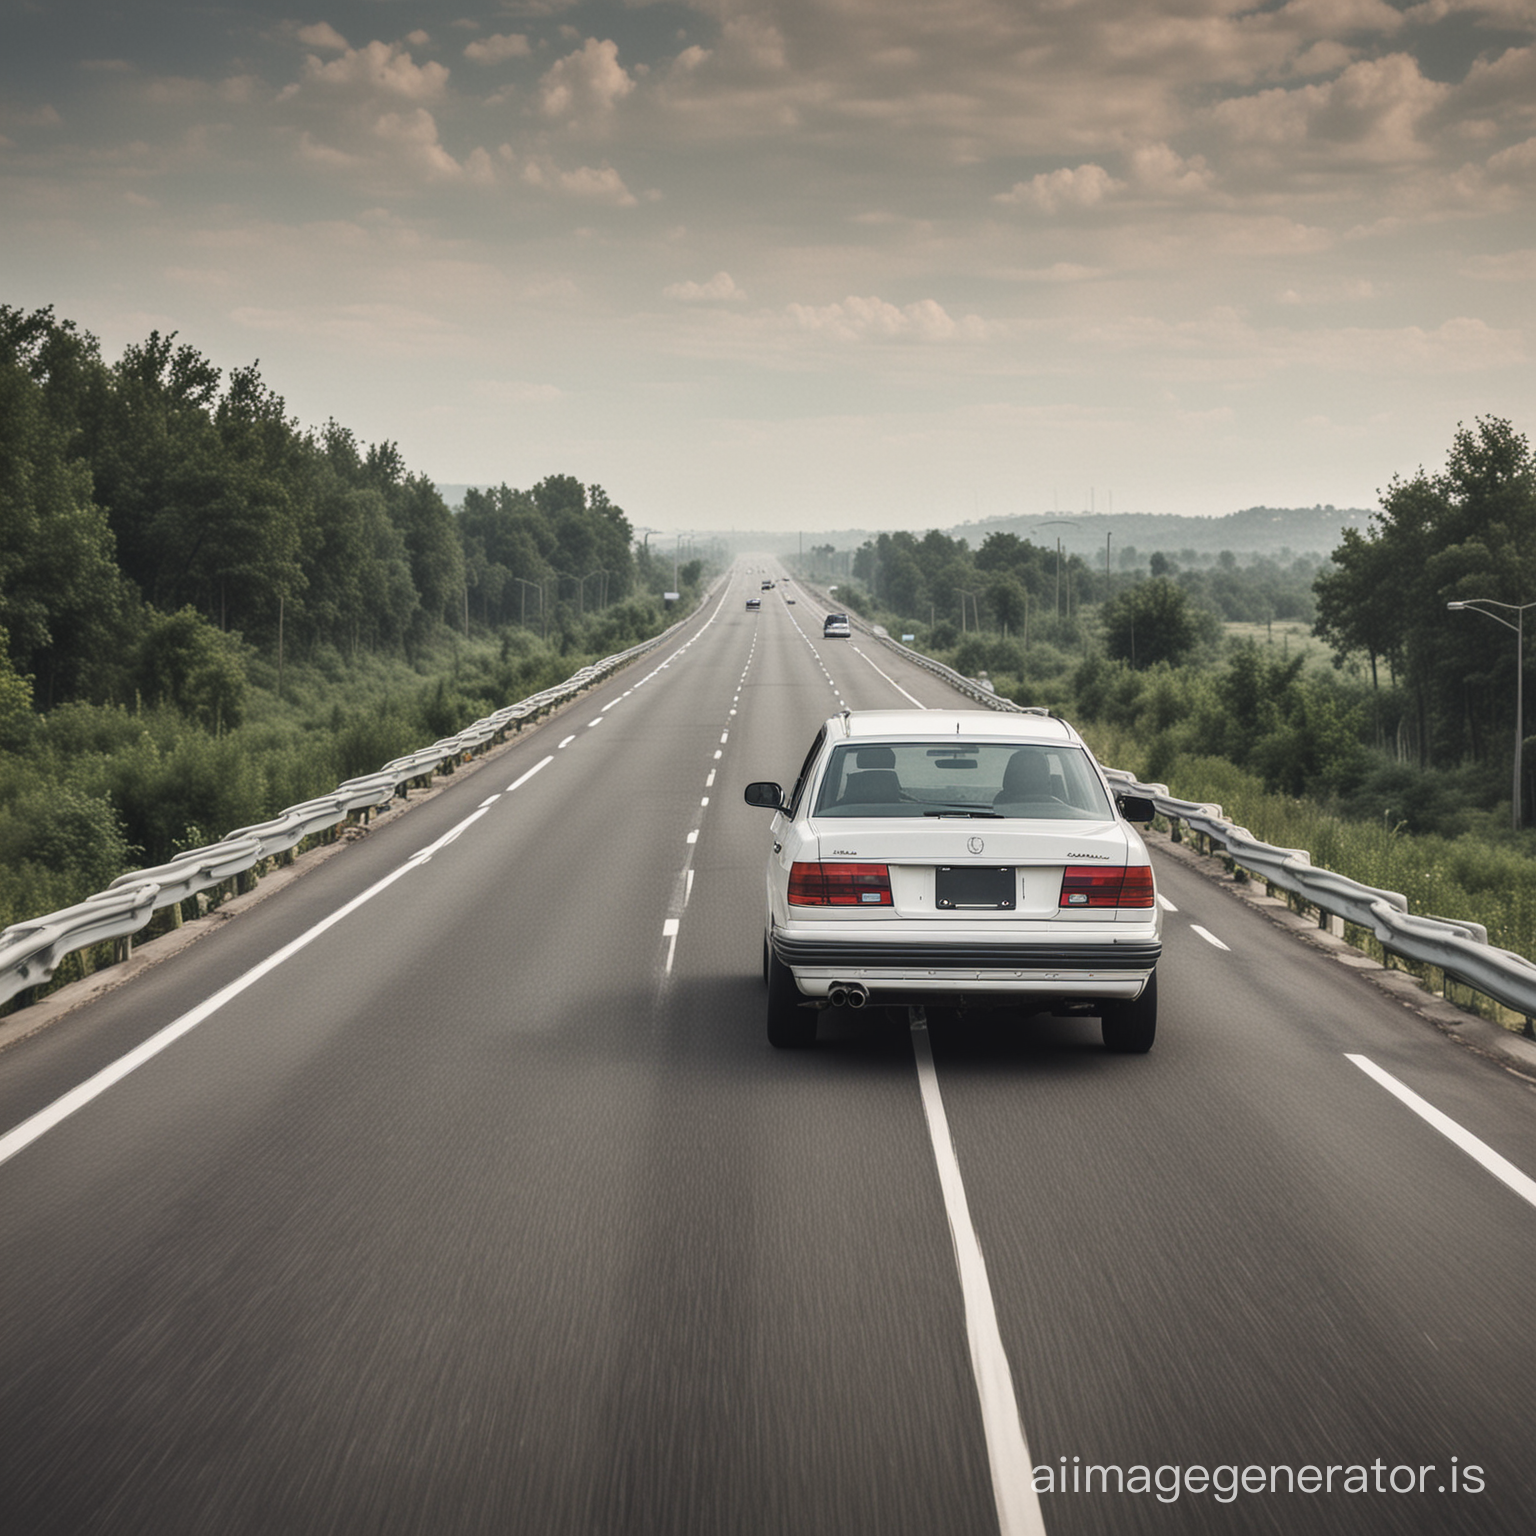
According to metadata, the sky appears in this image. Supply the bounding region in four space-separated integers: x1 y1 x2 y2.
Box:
1 1 1533 535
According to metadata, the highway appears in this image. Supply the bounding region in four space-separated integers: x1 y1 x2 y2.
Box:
1 568 1534 1534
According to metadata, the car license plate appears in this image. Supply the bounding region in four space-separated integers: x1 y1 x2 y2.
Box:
936 866 1015 910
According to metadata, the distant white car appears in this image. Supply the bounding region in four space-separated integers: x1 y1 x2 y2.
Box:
744 709 1161 1050
822 613 851 638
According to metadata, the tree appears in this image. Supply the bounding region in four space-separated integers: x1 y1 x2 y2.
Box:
0 352 133 705
1100 577 1211 668
135 606 249 731
1312 417 1536 777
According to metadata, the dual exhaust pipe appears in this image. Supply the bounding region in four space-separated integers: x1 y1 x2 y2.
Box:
828 981 870 1009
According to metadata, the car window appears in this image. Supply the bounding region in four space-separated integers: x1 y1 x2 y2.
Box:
811 741 1112 820
787 727 827 816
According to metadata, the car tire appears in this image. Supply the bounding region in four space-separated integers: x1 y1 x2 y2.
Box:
1101 972 1157 1054
762 932 770 987
766 944 816 1048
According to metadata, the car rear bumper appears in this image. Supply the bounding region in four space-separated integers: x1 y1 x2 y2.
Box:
771 927 1160 1001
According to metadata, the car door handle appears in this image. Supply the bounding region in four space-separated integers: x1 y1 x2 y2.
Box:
773 841 782 853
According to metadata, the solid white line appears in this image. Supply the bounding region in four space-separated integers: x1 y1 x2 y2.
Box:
852 645 927 708
910 1023 1048 1536
1190 924 1229 951
0 858 420 1170
1346 1054 1536 1210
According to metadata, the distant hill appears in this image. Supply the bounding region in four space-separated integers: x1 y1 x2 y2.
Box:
436 485 1371 562
944 505 1372 561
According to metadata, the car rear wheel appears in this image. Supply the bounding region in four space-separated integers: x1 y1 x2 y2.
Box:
766 943 817 1048
1101 972 1157 1054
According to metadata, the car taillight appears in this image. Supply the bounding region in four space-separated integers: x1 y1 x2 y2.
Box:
788 862 893 906
1060 864 1154 908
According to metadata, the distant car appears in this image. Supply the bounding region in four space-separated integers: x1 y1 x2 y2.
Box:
743 709 1161 1051
786 597 796 604
761 580 774 590
822 613 851 638
746 597 762 611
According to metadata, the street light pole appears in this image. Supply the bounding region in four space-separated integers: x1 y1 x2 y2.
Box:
1448 598 1533 831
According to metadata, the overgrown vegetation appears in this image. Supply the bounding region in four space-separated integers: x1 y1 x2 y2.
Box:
1 303 711 945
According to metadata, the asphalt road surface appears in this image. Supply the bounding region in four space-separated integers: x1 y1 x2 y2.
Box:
2 569 1534 1535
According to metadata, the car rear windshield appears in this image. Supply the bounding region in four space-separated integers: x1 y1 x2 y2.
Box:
812 741 1113 820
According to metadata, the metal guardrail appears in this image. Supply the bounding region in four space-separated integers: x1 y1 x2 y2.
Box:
0 612 698 1011
1101 768 1536 1025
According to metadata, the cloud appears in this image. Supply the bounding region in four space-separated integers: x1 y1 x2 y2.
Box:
1212 53 1450 164
519 155 638 205
465 35 532 66
295 23 348 54
1460 247 1536 281
1128 142 1215 198
302 40 450 103
785 295 982 343
995 164 1125 213
537 39 635 124
373 109 469 182
665 271 744 302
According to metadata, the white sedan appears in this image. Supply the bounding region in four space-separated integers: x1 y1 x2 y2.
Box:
744 709 1162 1051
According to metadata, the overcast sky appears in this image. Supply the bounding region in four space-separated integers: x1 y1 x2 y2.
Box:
2 1 1532 533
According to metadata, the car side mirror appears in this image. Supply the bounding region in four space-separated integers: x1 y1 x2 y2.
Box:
1116 794 1156 823
744 781 788 812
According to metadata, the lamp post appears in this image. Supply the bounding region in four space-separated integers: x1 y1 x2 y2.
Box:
579 569 611 615
509 577 541 630
1448 598 1534 831
957 587 979 634
1032 519 1079 620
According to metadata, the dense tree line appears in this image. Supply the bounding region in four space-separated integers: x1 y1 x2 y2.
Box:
802 525 1319 667
1313 417 1536 804
1 304 653 724
0 305 701 956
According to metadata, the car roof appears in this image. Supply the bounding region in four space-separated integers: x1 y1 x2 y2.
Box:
828 708 1081 744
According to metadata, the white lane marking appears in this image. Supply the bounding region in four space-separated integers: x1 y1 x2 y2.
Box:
587 717 603 728
558 735 576 749
662 918 680 975
0 857 420 1170
1347 1054 1536 1211
507 755 554 793
1157 894 1178 912
850 645 927 708
413 805 492 860
705 770 716 788
479 795 501 808
686 829 699 844
1190 924 1229 951
910 1023 1047 1536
